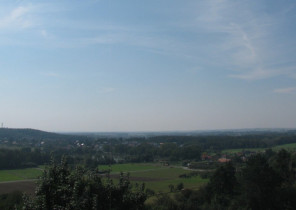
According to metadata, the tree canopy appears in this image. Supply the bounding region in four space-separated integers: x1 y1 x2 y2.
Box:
23 157 147 210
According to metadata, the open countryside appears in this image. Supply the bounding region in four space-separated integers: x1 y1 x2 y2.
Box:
1 140 296 196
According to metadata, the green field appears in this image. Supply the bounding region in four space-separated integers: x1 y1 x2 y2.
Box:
104 163 208 193
99 163 160 173
273 143 296 151
0 168 42 182
0 164 207 193
222 143 296 154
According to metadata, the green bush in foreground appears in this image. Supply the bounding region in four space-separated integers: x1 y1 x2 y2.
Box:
0 191 23 210
23 157 147 210
148 150 296 210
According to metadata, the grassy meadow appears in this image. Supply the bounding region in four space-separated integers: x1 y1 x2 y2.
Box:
99 163 160 173
0 163 208 194
102 163 208 193
222 142 296 154
273 143 296 151
0 168 42 182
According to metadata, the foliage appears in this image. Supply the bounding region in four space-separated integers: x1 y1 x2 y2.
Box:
203 162 237 209
0 191 23 210
150 150 296 210
23 157 147 210
238 154 282 210
0 148 49 170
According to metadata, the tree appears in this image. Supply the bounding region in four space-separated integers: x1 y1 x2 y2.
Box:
169 184 175 192
239 154 282 210
23 157 146 210
270 149 295 186
177 183 184 191
204 162 238 208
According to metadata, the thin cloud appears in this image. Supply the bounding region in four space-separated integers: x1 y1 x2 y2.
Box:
40 72 60 78
188 0 296 81
41 30 48 38
274 87 296 94
0 6 33 29
229 68 276 80
101 87 115 93
1 1 295 84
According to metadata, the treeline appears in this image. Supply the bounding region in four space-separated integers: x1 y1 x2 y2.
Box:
112 143 202 162
103 132 296 162
147 132 296 150
0 148 49 169
149 149 296 210
102 133 296 163
0 128 90 143
3 129 296 169
52 146 115 168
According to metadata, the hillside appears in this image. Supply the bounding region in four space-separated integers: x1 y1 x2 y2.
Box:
0 128 89 142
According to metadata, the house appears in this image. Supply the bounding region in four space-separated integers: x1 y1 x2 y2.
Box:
218 157 231 163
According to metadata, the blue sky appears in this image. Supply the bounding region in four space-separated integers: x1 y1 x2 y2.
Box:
0 0 296 132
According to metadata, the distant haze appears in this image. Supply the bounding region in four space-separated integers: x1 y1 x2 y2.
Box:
1 0 296 132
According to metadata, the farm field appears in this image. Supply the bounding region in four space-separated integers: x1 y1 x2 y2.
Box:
104 163 208 193
99 163 160 173
0 164 208 194
0 168 42 182
273 143 296 151
0 180 37 195
0 164 208 195
222 143 296 154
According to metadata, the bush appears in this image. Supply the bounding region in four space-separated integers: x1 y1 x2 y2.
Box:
0 191 23 210
23 157 147 210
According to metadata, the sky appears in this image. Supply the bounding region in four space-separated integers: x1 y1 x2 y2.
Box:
0 0 296 132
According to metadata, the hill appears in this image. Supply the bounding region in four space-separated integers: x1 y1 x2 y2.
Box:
0 128 89 142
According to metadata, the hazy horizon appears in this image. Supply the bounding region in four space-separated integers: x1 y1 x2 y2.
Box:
1 126 296 134
1 0 296 132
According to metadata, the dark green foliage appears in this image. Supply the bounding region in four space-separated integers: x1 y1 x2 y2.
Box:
270 149 295 186
3 129 296 169
0 191 23 210
174 189 204 210
168 184 175 192
0 148 49 169
148 189 203 210
204 162 237 209
180 145 201 160
176 183 184 191
127 143 156 162
145 188 155 196
23 157 147 210
239 154 282 210
150 150 296 210
150 194 179 210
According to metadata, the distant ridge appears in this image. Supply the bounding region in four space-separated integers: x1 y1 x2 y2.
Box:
0 128 89 141
1 127 296 140
66 128 296 138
